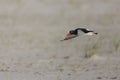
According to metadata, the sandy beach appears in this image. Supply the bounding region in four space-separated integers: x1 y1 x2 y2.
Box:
0 0 120 80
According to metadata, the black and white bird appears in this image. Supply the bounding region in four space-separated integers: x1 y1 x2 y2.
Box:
61 28 98 41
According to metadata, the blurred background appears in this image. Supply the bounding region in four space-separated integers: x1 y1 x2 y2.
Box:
0 0 120 79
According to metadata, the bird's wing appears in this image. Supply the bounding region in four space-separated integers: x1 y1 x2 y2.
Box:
75 28 93 33
79 28 89 33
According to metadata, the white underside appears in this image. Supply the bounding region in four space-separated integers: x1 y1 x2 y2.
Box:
77 30 95 36
85 32 95 35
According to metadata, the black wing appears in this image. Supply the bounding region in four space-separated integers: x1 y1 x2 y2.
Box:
75 28 93 33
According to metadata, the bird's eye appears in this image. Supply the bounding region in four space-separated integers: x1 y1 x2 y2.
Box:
70 30 74 34
70 31 72 33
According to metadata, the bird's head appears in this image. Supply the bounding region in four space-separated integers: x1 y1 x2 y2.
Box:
65 30 76 38
69 30 75 34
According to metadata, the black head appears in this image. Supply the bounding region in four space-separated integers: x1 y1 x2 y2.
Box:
69 30 78 35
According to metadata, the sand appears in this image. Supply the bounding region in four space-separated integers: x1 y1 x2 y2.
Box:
0 0 120 80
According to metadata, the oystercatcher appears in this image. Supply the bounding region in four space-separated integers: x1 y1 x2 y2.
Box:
61 28 98 41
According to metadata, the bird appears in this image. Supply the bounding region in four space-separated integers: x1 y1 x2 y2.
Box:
61 28 98 41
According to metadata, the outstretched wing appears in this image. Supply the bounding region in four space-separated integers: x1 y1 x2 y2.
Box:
75 28 93 33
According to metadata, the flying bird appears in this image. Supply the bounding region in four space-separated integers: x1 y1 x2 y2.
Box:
61 28 98 41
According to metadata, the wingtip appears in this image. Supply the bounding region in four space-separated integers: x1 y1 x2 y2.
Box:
94 32 98 35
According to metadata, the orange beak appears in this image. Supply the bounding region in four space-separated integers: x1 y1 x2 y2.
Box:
65 32 71 38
